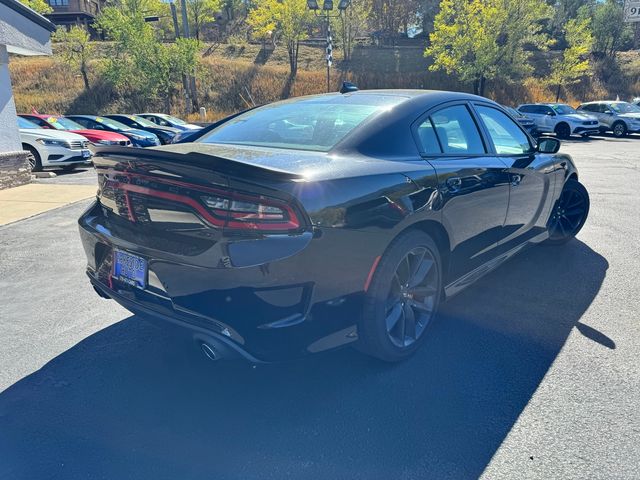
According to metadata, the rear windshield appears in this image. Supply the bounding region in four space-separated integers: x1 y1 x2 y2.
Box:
198 95 405 152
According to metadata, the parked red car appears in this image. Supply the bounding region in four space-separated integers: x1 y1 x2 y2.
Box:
19 114 132 146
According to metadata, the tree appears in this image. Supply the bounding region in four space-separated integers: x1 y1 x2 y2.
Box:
583 0 632 59
187 0 222 41
426 0 551 96
548 18 593 101
18 0 52 14
52 26 94 90
549 0 592 46
96 0 200 112
247 0 314 76
369 0 420 37
330 0 372 62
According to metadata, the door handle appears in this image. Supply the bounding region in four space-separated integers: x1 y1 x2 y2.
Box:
446 177 462 191
510 174 522 186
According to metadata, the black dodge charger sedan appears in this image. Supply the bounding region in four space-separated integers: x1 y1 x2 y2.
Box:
79 90 589 362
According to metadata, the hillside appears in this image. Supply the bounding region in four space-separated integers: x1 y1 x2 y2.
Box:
9 42 640 120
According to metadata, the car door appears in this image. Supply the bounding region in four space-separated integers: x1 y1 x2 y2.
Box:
539 105 558 132
473 103 556 251
415 103 510 282
582 104 605 127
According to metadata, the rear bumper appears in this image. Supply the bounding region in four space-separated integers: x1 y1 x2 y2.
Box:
90 276 263 362
78 202 386 361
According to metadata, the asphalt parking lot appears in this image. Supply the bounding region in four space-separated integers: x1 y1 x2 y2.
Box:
0 135 638 479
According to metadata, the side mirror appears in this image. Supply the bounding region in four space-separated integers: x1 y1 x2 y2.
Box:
537 137 560 154
604 109 613 115
545 111 555 116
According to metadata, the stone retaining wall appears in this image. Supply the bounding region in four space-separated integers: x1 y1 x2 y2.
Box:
0 151 31 190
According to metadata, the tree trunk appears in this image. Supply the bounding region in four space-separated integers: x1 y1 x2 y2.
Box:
288 40 298 77
80 62 90 90
555 83 562 102
472 78 479 95
478 75 486 97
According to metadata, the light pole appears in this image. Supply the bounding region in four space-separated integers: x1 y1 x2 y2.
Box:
307 0 351 93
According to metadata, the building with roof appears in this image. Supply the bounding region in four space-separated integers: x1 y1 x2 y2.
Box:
0 0 56 189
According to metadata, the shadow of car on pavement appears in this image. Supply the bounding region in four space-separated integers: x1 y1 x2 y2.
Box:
0 239 608 480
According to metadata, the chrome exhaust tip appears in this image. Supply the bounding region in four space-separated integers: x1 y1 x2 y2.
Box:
200 342 219 361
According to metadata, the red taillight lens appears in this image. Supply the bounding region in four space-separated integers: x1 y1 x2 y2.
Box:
201 193 300 231
99 171 302 233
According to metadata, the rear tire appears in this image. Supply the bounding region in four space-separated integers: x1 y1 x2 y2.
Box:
358 231 442 362
24 145 42 172
554 123 571 139
545 179 590 245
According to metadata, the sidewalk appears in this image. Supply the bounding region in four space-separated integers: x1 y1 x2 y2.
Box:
0 183 96 226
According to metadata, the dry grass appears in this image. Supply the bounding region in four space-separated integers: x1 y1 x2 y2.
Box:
9 43 640 118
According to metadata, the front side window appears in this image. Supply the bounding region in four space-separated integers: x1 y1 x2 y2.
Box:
476 106 532 155
429 105 485 155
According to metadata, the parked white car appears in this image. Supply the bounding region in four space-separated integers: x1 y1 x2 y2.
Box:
516 103 600 139
577 101 640 137
18 117 92 172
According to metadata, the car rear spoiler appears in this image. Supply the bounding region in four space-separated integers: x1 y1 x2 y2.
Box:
90 145 305 182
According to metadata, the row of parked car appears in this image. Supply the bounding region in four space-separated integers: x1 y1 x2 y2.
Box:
17 113 202 171
17 98 640 172
507 99 640 139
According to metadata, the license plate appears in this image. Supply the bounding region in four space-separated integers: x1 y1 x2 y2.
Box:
113 250 147 289
82 149 91 158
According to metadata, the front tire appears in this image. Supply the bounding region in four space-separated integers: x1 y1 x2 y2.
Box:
612 121 627 138
358 231 442 362
546 179 590 245
24 145 42 172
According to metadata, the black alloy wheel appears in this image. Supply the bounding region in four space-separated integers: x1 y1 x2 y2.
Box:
385 247 439 348
359 231 442 361
554 123 571 139
546 179 590 245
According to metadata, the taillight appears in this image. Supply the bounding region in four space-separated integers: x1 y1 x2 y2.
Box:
201 192 300 231
98 170 302 233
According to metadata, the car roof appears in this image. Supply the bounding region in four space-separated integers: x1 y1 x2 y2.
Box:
66 114 97 119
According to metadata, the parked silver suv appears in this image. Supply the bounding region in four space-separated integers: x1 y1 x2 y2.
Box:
517 103 599 139
577 101 640 137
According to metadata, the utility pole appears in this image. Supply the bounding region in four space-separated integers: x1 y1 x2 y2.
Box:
325 15 332 92
180 0 199 111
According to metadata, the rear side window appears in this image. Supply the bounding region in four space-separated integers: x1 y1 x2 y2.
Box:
415 118 442 154
476 106 532 155
429 105 485 155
